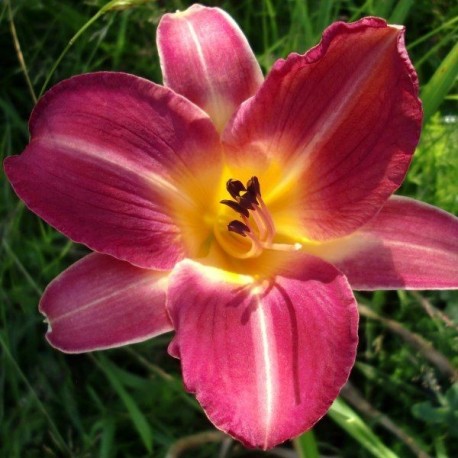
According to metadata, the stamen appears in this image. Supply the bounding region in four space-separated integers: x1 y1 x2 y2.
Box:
220 175 301 258
245 209 268 241
237 193 257 210
220 199 249 217
246 176 260 196
256 195 276 244
226 179 246 199
228 220 250 236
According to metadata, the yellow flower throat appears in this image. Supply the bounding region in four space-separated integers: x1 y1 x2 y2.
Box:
215 176 301 259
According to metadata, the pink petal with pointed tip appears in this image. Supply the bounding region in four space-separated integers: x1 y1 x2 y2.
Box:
167 256 358 449
316 197 458 290
157 4 263 132
4 72 222 270
223 18 422 240
39 253 172 353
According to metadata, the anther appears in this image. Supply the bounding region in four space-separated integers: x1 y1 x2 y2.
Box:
220 175 302 259
246 176 260 197
228 220 250 237
238 193 257 210
220 199 249 217
226 179 246 199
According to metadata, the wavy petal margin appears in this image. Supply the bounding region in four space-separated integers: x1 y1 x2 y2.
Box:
223 18 422 241
4 72 222 270
158 4 263 132
167 256 358 449
39 253 172 353
310 197 458 290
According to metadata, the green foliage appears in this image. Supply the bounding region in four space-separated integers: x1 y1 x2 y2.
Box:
404 113 458 214
1 0 457 457
412 384 458 438
328 399 399 458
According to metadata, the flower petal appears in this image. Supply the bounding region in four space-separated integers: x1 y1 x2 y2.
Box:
223 18 422 240
39 253 172 353
309 197 458 290
4 72 223 269
166 256 358 449
157 4 263 132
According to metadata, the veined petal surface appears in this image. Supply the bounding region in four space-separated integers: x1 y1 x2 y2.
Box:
39 253 172 353
4 72 223 269
310 197 458 290
157 4 263 132
167 256 358 449
223 18 422 241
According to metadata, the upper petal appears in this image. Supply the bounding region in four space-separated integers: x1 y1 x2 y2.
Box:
4 72 223 270
157 4 263 132
166 256 358 449
223 18 422 241
39 253 172 353
309 196 458 290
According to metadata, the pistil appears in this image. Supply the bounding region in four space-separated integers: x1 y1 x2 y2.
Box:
220 176 301 259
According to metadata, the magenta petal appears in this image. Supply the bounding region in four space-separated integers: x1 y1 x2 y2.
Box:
157 4 263 131
4 72 222 270
223 18 422 240
39 253 172 353
325 197 458 290
167 257 358 449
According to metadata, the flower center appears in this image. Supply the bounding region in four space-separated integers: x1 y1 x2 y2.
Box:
217 176 301 259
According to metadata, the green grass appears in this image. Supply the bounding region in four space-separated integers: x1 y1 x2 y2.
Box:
1 0 458 456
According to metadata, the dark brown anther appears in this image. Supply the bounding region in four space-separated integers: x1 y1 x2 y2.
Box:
228 220 250 236
241 190 259 207
226 179 246 199
246 176 261 197
238 193 256 210
220 199 250 218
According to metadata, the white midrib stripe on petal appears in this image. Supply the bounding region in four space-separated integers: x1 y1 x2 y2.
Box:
268 34 398 202
44 134 197 209
255 297 274 448
49 276 156 324
300 37 396 157
184 18 230 132
184 19 218 104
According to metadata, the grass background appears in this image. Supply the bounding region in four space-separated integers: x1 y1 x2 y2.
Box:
1 0 457 457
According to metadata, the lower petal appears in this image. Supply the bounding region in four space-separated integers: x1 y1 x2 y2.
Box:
39 253 172 353
166 256 358 449
312 196 458 290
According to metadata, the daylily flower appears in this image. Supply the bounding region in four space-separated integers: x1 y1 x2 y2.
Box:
4 3 458 450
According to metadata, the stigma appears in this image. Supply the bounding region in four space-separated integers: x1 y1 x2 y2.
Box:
220 176 302 259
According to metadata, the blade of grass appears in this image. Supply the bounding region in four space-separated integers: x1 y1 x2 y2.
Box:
123 347 201 412
2 239 42 298
93 353 154 453
99 417 116 458
348 0 373 22
0 333 71 455
6 0 37 103
341 382 431 457
291 0 314 51
316 0 336 35
39 0 148 97
358 302 458 381
408 16 458 49
293 429 319 458
388 0 413 24
421 41 458 122
415 29 456 69
328 397 399 458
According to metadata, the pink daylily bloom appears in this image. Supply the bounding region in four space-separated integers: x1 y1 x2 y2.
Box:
4 4 458 450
